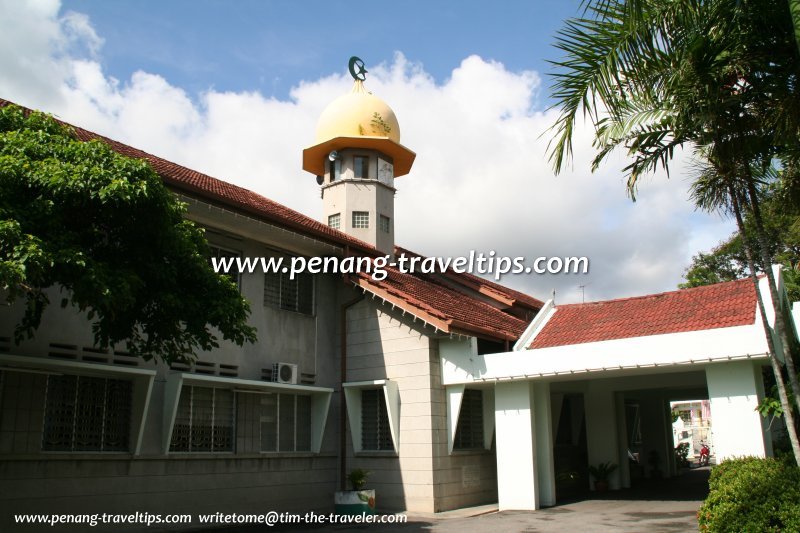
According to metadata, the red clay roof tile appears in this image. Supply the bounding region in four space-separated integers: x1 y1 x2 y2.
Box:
530 277 758 349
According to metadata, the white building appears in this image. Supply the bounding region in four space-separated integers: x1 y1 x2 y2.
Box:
0 62 798 526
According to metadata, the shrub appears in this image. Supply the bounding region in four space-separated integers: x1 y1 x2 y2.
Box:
698 457 800 532
675 442 690 467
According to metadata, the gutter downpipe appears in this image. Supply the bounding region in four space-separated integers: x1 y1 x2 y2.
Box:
340 261 364 491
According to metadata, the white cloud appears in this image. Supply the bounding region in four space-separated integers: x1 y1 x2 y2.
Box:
0 0 735 303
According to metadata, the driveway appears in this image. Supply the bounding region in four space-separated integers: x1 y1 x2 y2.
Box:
222 468 709 533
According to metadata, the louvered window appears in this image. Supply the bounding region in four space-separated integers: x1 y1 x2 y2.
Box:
170 386 234 452
42 375 132 452
454 389 484 450
264 269 313 315
361 388 393 451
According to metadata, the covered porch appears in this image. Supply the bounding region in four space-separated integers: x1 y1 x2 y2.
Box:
439 273 792 511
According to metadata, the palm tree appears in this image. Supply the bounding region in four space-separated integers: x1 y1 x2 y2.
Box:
691 157 800 462
547 0 800 463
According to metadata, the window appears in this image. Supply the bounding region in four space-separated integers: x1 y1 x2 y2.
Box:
209 245 241 288
170 386 234 452
42 375 132 452
264 268 314 315
328 213 341 230
377 158 394 185
353 156 369 179
453 389 483 450
258 393 312 452
352 211 369 229
328 159 341 182
361 389 393 451
379 215 390 234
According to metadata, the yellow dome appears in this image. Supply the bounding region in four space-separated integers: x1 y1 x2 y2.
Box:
315 80 401 144
302 79 415 177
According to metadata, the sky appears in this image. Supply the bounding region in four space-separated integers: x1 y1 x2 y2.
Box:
0 0 735 304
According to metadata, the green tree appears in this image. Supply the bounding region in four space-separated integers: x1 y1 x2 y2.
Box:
683 180 800 302
0 105 256 364
547 0 800 463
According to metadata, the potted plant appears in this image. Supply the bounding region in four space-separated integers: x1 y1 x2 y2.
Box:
648 450 663 479
675 442 691 469
588 461 618 492
334 468 376 515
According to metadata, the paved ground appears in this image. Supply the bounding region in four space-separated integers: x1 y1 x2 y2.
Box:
209 467 710 533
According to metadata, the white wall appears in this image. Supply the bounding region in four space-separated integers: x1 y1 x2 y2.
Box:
706 361 769 460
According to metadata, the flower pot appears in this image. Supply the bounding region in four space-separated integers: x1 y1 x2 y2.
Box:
594 480 610 492
334 489 376 515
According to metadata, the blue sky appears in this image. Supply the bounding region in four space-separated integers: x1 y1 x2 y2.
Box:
62 0 580 102
0 0 733 302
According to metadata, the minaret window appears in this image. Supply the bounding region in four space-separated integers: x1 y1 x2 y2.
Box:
379 215 390 234
328 159 341 182
328 213 341 230
353 156 370 179
352 211 369 229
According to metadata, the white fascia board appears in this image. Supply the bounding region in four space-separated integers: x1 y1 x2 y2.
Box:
162 372 333 454
513 299 556 351
0 354 156 456
0 353 156 378
442 323 769 384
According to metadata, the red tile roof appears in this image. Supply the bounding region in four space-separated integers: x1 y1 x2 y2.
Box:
394 246 544 312
353 267 529 341
1 98 537 341
530 277 758 349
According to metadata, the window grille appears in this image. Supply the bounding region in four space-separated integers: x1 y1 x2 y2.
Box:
42 375 132 452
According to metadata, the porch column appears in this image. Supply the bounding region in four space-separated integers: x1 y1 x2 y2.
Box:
584 385 621 490
639 392 671 478
495 381 546 510
706 361 768 460
534 383 556 507
615 393 631 488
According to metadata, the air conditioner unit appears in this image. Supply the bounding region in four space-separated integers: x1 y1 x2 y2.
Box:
272 362 298 384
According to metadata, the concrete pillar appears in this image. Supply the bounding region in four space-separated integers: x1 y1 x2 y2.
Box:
495 381 541 510
534 383 556 507
706 361 768 460
584 385 621 490
639 393 670 478
615 393 631 488
662 395 677 477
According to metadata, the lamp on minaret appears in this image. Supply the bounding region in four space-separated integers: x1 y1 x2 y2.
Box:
302 56 416 255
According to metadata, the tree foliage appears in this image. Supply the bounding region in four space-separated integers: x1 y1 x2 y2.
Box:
682 180 800 302
0 105 256 363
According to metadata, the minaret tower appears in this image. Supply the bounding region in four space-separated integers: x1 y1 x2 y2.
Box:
302 57 416 255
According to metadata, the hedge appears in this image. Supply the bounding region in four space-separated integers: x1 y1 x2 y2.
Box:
698 457 800 532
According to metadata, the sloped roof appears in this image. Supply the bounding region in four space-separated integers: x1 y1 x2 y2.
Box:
0 98 536 341
353 267 529 341
530 277 758 349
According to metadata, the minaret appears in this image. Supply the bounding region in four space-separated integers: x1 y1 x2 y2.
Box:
302 57 416 255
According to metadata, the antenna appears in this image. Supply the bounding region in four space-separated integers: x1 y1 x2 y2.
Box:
579 284 586 304
551 288 556 305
